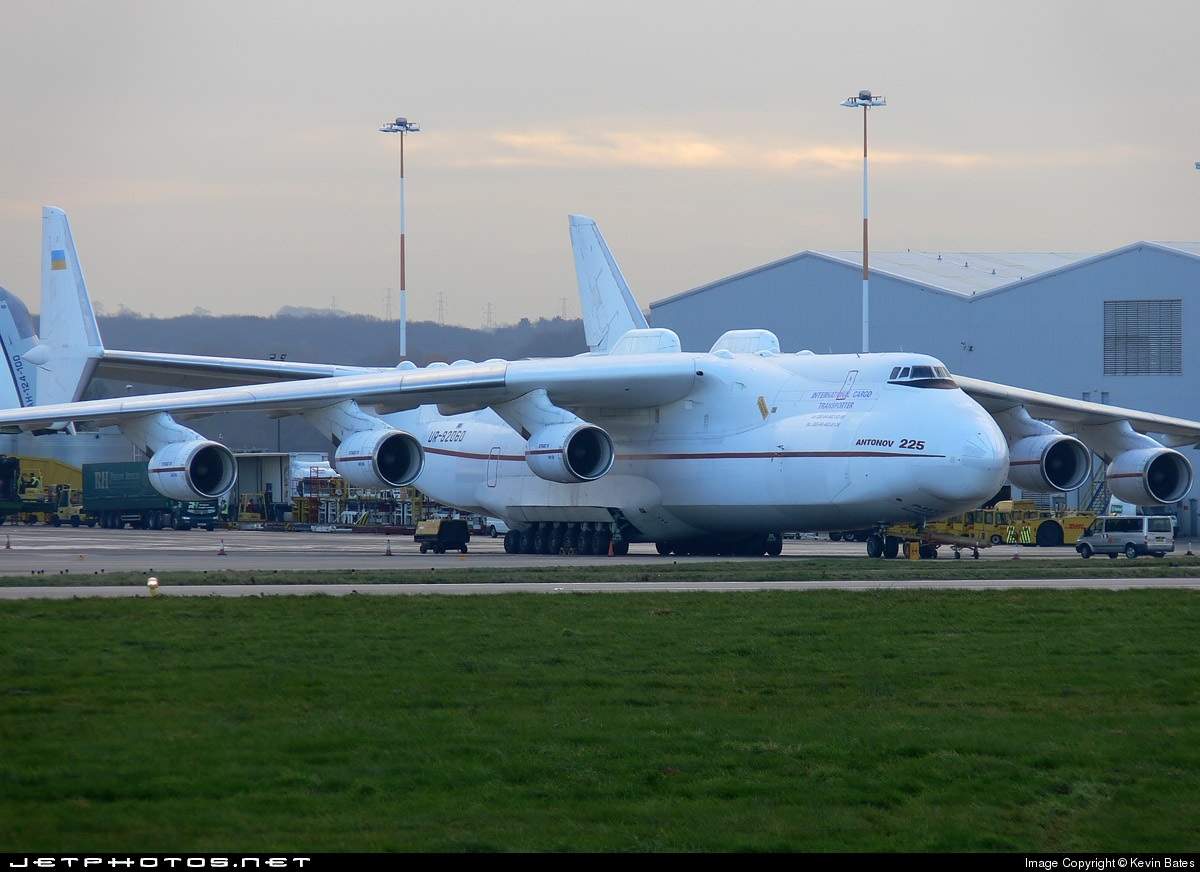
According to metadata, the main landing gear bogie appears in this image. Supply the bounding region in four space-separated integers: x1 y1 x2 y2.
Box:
503 522 627 557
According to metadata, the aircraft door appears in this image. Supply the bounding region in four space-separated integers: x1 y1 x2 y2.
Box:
486 447 500 487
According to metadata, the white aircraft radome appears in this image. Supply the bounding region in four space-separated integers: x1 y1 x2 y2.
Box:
8 206 1200 557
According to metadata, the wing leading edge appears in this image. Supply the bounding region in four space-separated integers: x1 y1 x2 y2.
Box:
956 375 1200 445
0 354 698 432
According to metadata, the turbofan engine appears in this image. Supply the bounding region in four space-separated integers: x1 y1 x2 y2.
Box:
148 440 237 501
334 430 424 488
1107 447 1193 505
525 422 615 484
1007 434 1090 493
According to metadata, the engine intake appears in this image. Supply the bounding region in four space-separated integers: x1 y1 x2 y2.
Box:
1107 447 1193 505
334 430 423 488
148 440 237 501
525 423 615 484
1008 434 1090 493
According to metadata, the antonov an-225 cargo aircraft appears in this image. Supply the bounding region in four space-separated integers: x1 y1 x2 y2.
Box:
5 207 1200 557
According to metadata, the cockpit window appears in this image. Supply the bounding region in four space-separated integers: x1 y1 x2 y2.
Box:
888 362 957 390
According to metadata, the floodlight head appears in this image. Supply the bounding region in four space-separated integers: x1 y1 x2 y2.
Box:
379 116 421 134
841 90 886 108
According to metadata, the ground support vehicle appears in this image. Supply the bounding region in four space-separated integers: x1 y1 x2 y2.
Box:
415 518 471 554
1076 515 1175 559
83 461 219 530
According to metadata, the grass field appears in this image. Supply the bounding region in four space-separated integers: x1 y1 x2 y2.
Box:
1 590 1198 852
3 553 1200 587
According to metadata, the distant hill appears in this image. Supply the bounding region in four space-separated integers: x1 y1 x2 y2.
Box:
76 311 586 452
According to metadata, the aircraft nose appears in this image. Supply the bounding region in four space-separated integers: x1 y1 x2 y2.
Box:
922 402 1009 505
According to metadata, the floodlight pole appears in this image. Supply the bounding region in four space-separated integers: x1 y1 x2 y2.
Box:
380 116 421 359
841 90 885 353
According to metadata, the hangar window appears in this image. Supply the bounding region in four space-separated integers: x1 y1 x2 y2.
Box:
1104 299 1182 375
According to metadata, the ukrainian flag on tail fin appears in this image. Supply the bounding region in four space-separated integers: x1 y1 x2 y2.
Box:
38 206 104 404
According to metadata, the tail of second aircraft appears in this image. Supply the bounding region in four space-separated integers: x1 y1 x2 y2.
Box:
30 206 104 404
568 215 649 353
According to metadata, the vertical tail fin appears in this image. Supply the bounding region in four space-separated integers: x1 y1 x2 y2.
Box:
0 286 41 408
36 206 103 403
568 215 648 353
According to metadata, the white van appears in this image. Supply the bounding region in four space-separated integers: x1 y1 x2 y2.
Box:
1075 515 1175 559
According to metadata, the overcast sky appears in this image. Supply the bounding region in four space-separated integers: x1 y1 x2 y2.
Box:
1 0 1197 325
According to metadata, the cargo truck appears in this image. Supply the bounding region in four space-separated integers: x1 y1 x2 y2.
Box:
83 461 220 530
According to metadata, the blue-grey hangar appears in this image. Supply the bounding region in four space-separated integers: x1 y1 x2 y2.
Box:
650 239 1200 532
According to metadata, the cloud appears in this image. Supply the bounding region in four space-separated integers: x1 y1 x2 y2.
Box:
432 128 992 172
422 126 1150 175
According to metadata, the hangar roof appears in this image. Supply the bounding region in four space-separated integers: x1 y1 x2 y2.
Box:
651 240 1200 309
814 249 1090 295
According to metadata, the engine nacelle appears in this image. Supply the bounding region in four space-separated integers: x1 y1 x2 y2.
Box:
148 440 237 501
525 423 615 484
1008 434 1090 493
1107 448 1193 505
334 429 423 488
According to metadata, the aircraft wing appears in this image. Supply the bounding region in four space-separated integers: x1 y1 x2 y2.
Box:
0 354 698 432
956 374 1200 444
93 349 383 389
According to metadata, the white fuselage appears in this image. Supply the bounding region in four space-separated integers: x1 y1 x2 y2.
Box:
383 351 1009 541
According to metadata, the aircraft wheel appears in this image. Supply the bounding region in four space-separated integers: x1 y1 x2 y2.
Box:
503 530 518 553
550 526 565 554
883 537 900 559
865 535 884 559
534 526 552 554
579 528 595 555
1036 522 1063 548
522 527 540 555
562 525 579 554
